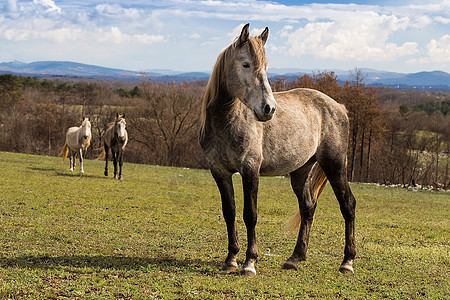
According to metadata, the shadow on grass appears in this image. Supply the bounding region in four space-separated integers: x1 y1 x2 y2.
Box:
29 166 58 172
0 255 221 274
55 171 108 179
28 165 107 179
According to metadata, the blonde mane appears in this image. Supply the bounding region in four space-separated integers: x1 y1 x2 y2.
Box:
200 35 267 137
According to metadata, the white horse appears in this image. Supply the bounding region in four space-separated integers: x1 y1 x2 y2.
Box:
61 117 92 173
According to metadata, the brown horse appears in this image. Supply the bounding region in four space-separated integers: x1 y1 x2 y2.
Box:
61 117 91 173
98 114 128 180
199 24 356 277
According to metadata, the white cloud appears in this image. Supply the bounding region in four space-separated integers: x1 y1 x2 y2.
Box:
0 1 165 46
33 0 61 14
435 16 450 24
95 4 141 19
6 0 18 12
133 33 165 44
283 12 419 62
427 34 450 63
98 26 165 44
0 0 449 72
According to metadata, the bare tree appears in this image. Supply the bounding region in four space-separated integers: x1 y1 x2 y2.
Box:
139 79 203 166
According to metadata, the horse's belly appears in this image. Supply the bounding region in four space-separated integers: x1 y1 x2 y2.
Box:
260 132 317 176
260 152 312 176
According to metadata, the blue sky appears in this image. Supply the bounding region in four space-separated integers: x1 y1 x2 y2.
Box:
1 0 449 73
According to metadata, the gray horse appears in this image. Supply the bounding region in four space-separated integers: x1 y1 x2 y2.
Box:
199 24 356 277
98 114 128 180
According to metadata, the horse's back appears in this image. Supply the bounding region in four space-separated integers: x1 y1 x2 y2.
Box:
65 126 80 149
274 88 346 116
260 88 349 175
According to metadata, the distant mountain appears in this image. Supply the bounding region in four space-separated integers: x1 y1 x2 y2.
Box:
0 60 448 89
267 68 449 90
0 60 211 82
0 60 145 80
372 71 450 86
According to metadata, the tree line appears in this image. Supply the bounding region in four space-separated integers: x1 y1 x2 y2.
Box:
0 73 448 189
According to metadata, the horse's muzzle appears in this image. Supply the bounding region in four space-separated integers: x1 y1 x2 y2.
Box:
83 135 89 139
254 103 276 122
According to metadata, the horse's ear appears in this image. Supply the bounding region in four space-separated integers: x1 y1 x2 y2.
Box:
259 27 269 45
238 23 250 46
122 114 125 119
116 113 119 119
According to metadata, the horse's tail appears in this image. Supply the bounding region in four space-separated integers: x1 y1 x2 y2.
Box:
96 146 106 161
287 163 328 230
61 144 69 163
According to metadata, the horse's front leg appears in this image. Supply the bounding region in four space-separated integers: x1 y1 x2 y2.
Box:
79 149 84 173
118 148 123 180
240 167 260 277
211 169 240 272
112 151 118 179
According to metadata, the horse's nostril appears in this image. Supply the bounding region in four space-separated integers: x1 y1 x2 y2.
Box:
264 104 271 115
271 107 276 114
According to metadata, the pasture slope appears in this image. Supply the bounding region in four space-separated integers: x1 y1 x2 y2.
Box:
0 151 448 299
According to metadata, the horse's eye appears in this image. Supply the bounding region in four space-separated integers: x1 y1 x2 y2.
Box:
242 62 251 69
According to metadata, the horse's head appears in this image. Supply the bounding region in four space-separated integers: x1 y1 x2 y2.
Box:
81 117 91 140
225 24 277 122
115 113 127 141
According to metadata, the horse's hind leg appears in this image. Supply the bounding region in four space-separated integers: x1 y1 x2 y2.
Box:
69 150 74 172
104 144 109 176
319 158 356 273
211 169 240 273
282 160 317 270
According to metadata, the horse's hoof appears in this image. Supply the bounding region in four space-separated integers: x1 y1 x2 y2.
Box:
282 260 298 270
339 260 354 274
80 170 84 173
240 265 256 277
69 169 73 172
221 261 238 272
240 260 256 277
104 171 108 176
118 175 123 180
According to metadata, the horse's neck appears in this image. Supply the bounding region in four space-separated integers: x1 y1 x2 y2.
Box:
112 122 118 137
206 88 256 138
207 88 234 125
104 126 114 144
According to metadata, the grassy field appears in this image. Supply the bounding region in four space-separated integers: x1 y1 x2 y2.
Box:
0 151 448 299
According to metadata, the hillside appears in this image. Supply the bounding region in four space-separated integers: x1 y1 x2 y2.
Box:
0 151 448 298
1 60 449 89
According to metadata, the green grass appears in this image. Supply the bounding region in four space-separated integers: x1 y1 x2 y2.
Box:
0 151 448 299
